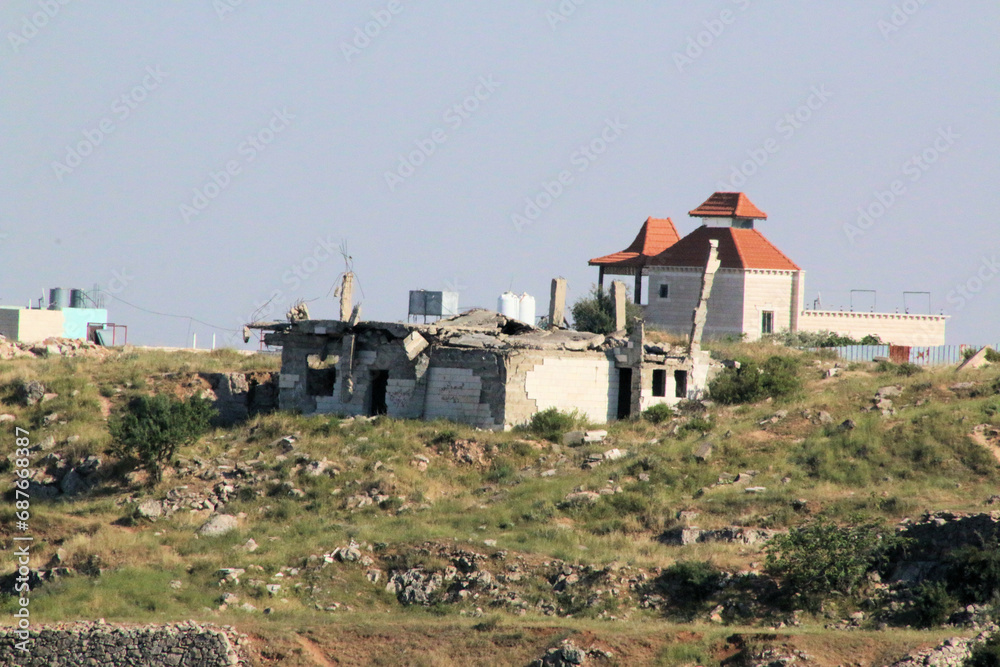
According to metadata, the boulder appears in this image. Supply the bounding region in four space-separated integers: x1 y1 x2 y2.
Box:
15 380 46 406
198 514 238 537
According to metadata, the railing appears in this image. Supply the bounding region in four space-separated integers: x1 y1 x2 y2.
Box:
810 344 995 366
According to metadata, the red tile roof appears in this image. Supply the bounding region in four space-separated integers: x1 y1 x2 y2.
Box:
689 192 767 219
589 217 681 267
647 226 799 271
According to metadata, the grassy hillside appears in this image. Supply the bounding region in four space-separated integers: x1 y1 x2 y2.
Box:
1 344 999 665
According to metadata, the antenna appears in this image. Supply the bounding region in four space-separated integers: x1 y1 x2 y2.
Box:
903 291 931 315
849 289 876 313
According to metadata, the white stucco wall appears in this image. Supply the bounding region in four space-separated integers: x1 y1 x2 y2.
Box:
523 356 619 423
797 311 947 346
741 270 799 341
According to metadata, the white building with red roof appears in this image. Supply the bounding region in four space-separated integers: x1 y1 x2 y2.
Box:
591 192 947 345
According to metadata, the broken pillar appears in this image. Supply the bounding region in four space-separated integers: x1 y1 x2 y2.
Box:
339 334 355 401
339 272 354 322
610 280 627 333
689 239 721 356
548 278 567 329
403 331 429 360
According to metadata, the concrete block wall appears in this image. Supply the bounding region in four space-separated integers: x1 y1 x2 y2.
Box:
519 353 619 424
741 270 798 341
797 310 948 346
0 308 65 343
645 268 745 338
423 367 492 425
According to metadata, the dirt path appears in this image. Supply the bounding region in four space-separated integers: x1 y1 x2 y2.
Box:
295 634 337 667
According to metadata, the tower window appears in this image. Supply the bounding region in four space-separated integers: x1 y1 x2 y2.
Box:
659 284 669 299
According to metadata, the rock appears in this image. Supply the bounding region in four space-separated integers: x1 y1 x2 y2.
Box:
824 367 840 378
197 514 238 537
817 410 834 424
134 499 164 520
59 469 89 496
15 380 46 406
837 419 857 432
561 491 600 506
241 538 259 552
603 448 625 461
745 486 767 494
0 414 14 423
562 431 585 446
540 469 557 477
693 440 713 462
877 385 903 398
268 435 296 452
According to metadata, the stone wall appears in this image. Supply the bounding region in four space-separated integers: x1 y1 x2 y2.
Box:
0 622 245 666
506 350 619 425
741 270 798 341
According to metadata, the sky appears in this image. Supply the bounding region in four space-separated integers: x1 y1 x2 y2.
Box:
2 1 999 347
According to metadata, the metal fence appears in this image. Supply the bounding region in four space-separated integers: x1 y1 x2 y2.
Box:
810 344 995 367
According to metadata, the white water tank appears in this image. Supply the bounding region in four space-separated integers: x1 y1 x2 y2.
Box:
498 292 519 319
518 293 536 325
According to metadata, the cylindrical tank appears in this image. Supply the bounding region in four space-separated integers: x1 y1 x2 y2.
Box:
70 289 88 308
518 293 536 325
48 288 70 310
498 292 519 319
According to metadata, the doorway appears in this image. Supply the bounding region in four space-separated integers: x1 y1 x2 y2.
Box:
616 368 632 420
369 371 388 416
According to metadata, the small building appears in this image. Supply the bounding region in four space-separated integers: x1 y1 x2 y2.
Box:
0 288 110 344
591 192 947 346
256 310 720 430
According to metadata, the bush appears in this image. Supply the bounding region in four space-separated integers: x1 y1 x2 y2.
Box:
525 408 583 442
708 356 801 405
108 394 216 483
646 560 723 619
641 403 674 424
570 284 642 334
764 518 906 608
947 539 1000 604
766 330 881 348
966 634 1000 667
875 360 923 376
912 580 957 628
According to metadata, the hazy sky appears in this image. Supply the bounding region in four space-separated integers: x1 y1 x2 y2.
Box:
3 2 998 346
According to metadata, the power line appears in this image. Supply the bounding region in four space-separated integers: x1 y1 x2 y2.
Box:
99 291 236 333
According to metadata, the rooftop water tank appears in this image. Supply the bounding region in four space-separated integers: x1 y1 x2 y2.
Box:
498 292 519 319
518 293 536 325
48 288 71 310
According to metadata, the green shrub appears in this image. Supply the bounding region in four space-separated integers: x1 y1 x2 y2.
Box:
646 560 723 620
966 634 1000 667
108 394 216 483
570 284 642 334
875 360 923 376
708 356 801 405
764 518 905 608
947 539 1000 604
912 580 957 628
641 403 674 424
526 407 582 442
766 330 881 348
679 416 713 436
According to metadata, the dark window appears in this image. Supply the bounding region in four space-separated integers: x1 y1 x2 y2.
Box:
659 284 670 299
652 369 666 397
761 311 774 334
674 370 688 399
306 354 336 396
369 370 389 416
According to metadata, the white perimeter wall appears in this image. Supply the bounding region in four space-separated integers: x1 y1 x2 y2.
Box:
798 311 947 346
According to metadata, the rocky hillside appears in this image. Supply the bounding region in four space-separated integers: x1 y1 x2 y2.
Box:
1 344 1000 666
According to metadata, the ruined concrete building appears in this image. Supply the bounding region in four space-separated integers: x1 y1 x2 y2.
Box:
255 307 720 430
